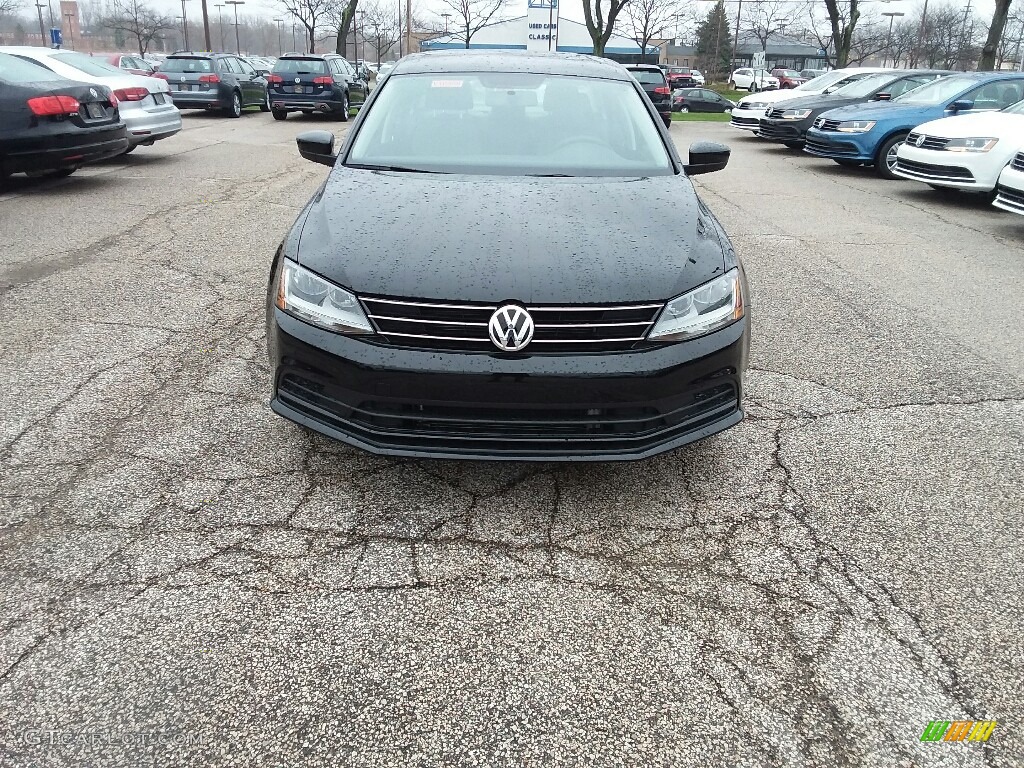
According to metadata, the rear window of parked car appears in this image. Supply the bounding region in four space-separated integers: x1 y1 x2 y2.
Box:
273 58 328 75
50 51 123 77
0 51 63 83
628 70 666 85
161 57 213 73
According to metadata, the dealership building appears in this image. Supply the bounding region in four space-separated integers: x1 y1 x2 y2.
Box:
420 1 659 62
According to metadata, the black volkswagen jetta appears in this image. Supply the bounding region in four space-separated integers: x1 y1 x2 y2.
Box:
267 51 750 461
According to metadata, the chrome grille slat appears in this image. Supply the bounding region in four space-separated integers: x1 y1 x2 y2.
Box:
1012 152 1024 172
360 294 664 353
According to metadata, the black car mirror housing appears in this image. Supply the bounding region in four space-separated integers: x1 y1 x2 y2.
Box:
874 92 892 101
685 142 730 176
949 99 974 112
297 131 337 167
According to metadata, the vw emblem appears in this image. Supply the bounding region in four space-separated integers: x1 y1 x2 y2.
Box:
180 76 186 83
89 88 98 98
488 305 534 352
294 77 301 84
916 134 926 147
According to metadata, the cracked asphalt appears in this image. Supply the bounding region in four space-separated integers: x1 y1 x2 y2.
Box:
1 115 1022 768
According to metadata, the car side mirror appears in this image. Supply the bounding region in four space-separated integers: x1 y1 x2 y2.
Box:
949 99 974 112
874 92 892 101
296 131 336 167
685 141 730 176
257 69 269 77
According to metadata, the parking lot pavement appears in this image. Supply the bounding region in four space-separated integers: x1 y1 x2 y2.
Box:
0 115 1020 767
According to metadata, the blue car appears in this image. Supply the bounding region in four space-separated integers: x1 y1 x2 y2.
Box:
804 72 1024 178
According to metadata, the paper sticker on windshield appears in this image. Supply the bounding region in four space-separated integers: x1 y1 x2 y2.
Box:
431 79 464 88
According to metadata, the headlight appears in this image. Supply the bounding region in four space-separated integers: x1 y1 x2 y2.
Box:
836 120 876 133
275 258 373 334
780 109 813 120
648 269 744 341
944 137 999 152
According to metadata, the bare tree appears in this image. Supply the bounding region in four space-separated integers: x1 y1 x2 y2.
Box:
844 18 890 65
361 0 400 63
996 8 1023 67
0 0 20 16
102 0 178 55
329 0 357 56
437 0 506 48
743 0 797 51
280 0 336 53
626 0 680 64
583 0 630 57
887 18 917 67
979 0 1014 70
819 0 862 68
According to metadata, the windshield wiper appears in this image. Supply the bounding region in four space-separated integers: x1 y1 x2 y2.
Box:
347 163 445 174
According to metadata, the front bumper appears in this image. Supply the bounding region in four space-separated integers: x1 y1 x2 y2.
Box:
804 127 876 162
268 310 749 461
993 165 1024 216
757 118 809 142
729 110 763 132
892 143 1001 191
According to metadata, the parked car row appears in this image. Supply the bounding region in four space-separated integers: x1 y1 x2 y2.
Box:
731 66 1024 217
1 49 180 180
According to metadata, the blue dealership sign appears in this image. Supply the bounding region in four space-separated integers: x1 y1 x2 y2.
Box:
50 27 62 46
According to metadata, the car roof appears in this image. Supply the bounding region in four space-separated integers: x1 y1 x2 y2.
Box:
167 51 228 58
394 50 631 81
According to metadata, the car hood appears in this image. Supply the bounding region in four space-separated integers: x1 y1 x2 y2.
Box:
818 101 936 121
296 170 729 304
914 111 1024 139
769 93 877 112
737 88 819 107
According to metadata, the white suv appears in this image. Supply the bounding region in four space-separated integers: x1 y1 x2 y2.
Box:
730 68 779 92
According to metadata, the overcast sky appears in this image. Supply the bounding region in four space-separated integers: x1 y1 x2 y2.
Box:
143 0 1000 36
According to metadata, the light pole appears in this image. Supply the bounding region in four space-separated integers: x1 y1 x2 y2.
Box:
63 10 74 49
882 11 904 67
915 0 930 67
225 0 244 55
214 3 225 50
180 0 189 49
273 17 284 56
291 23 297 52
35 3 46 45
441 12 450 34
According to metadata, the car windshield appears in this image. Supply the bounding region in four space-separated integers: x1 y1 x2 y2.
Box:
51 51 122 77
1004 99 1024 114
0 51 63 82
830 73 897 98
274 57 328 74
347 72 673 177
161 57 213 73
894 75 978 104
778 70 801 77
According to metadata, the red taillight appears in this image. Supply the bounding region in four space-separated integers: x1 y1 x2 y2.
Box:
313 76 333 85
266 74 283 84
109 94 118 108
27 94 80 116
654 86 670 95
199 74 220 83
153 72 169 80
113 87 149 102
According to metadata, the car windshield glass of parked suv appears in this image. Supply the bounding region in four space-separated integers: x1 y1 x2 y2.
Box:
50 51 123 77
829 73 897 98
160 57 213 73
274 57 328 75
0 51 61 81
777 70 801 78
893 75 977 104
348 72 672 177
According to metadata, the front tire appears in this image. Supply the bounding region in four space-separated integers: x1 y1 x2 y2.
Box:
748 83 758 92
783 140 804 150
679 105 690 113
876 133 907 180
272 109 287 121
226 91 242 118
833 159 861 167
